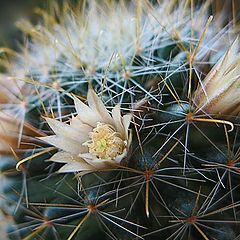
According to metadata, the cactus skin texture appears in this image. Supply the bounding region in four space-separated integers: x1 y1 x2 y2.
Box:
0 1 240 239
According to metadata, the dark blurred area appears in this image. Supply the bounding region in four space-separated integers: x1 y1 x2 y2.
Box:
0 0 238 50
0 0 64 50
0 0 40 49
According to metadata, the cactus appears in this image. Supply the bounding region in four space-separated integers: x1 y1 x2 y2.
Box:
0 0 240 239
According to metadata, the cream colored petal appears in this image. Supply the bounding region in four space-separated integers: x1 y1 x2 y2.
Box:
39 135 86 155
204 81 240 115
194 38 240 116
49 151 94 173
111 105 124 136
49 151 77 163
45 117 90 143
79 153 119 169
74 96 101 126
58 162 94 173
89 159 118 169
70 116 93 131
122 114 132 139
200 38 239 90
79 153 96 163
87 87 113 125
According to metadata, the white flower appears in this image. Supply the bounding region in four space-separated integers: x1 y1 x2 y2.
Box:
193 38 240 117
39 88 132 173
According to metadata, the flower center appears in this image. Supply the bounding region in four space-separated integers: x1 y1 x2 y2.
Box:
84 123 125 160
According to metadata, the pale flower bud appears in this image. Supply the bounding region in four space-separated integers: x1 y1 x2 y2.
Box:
194 38 240 118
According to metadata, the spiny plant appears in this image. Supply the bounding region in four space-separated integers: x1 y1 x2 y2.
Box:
0 0 240 239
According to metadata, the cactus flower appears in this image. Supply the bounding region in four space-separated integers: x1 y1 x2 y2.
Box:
40 88 132 173
194 38 240 117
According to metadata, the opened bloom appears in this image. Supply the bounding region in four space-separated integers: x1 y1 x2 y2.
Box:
194 38 240 117
40 88 132 173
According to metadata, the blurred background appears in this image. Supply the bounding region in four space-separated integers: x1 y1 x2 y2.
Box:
0 0 66 50
0 0 238 51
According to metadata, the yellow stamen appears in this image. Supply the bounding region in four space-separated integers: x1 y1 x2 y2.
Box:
84 123 125 160
96 139 107 152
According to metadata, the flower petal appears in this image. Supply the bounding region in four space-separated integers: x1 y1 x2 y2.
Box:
58 162 94 173
87 87 113 125
49 152 94 173
111 105 124 136
194 38 240 116
39 135 86 154
45 117 90 143
74 96 101 126
79 153 119 169
89 159 119 169
204 81 240 115
49 151 77 163
122 114 132 139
